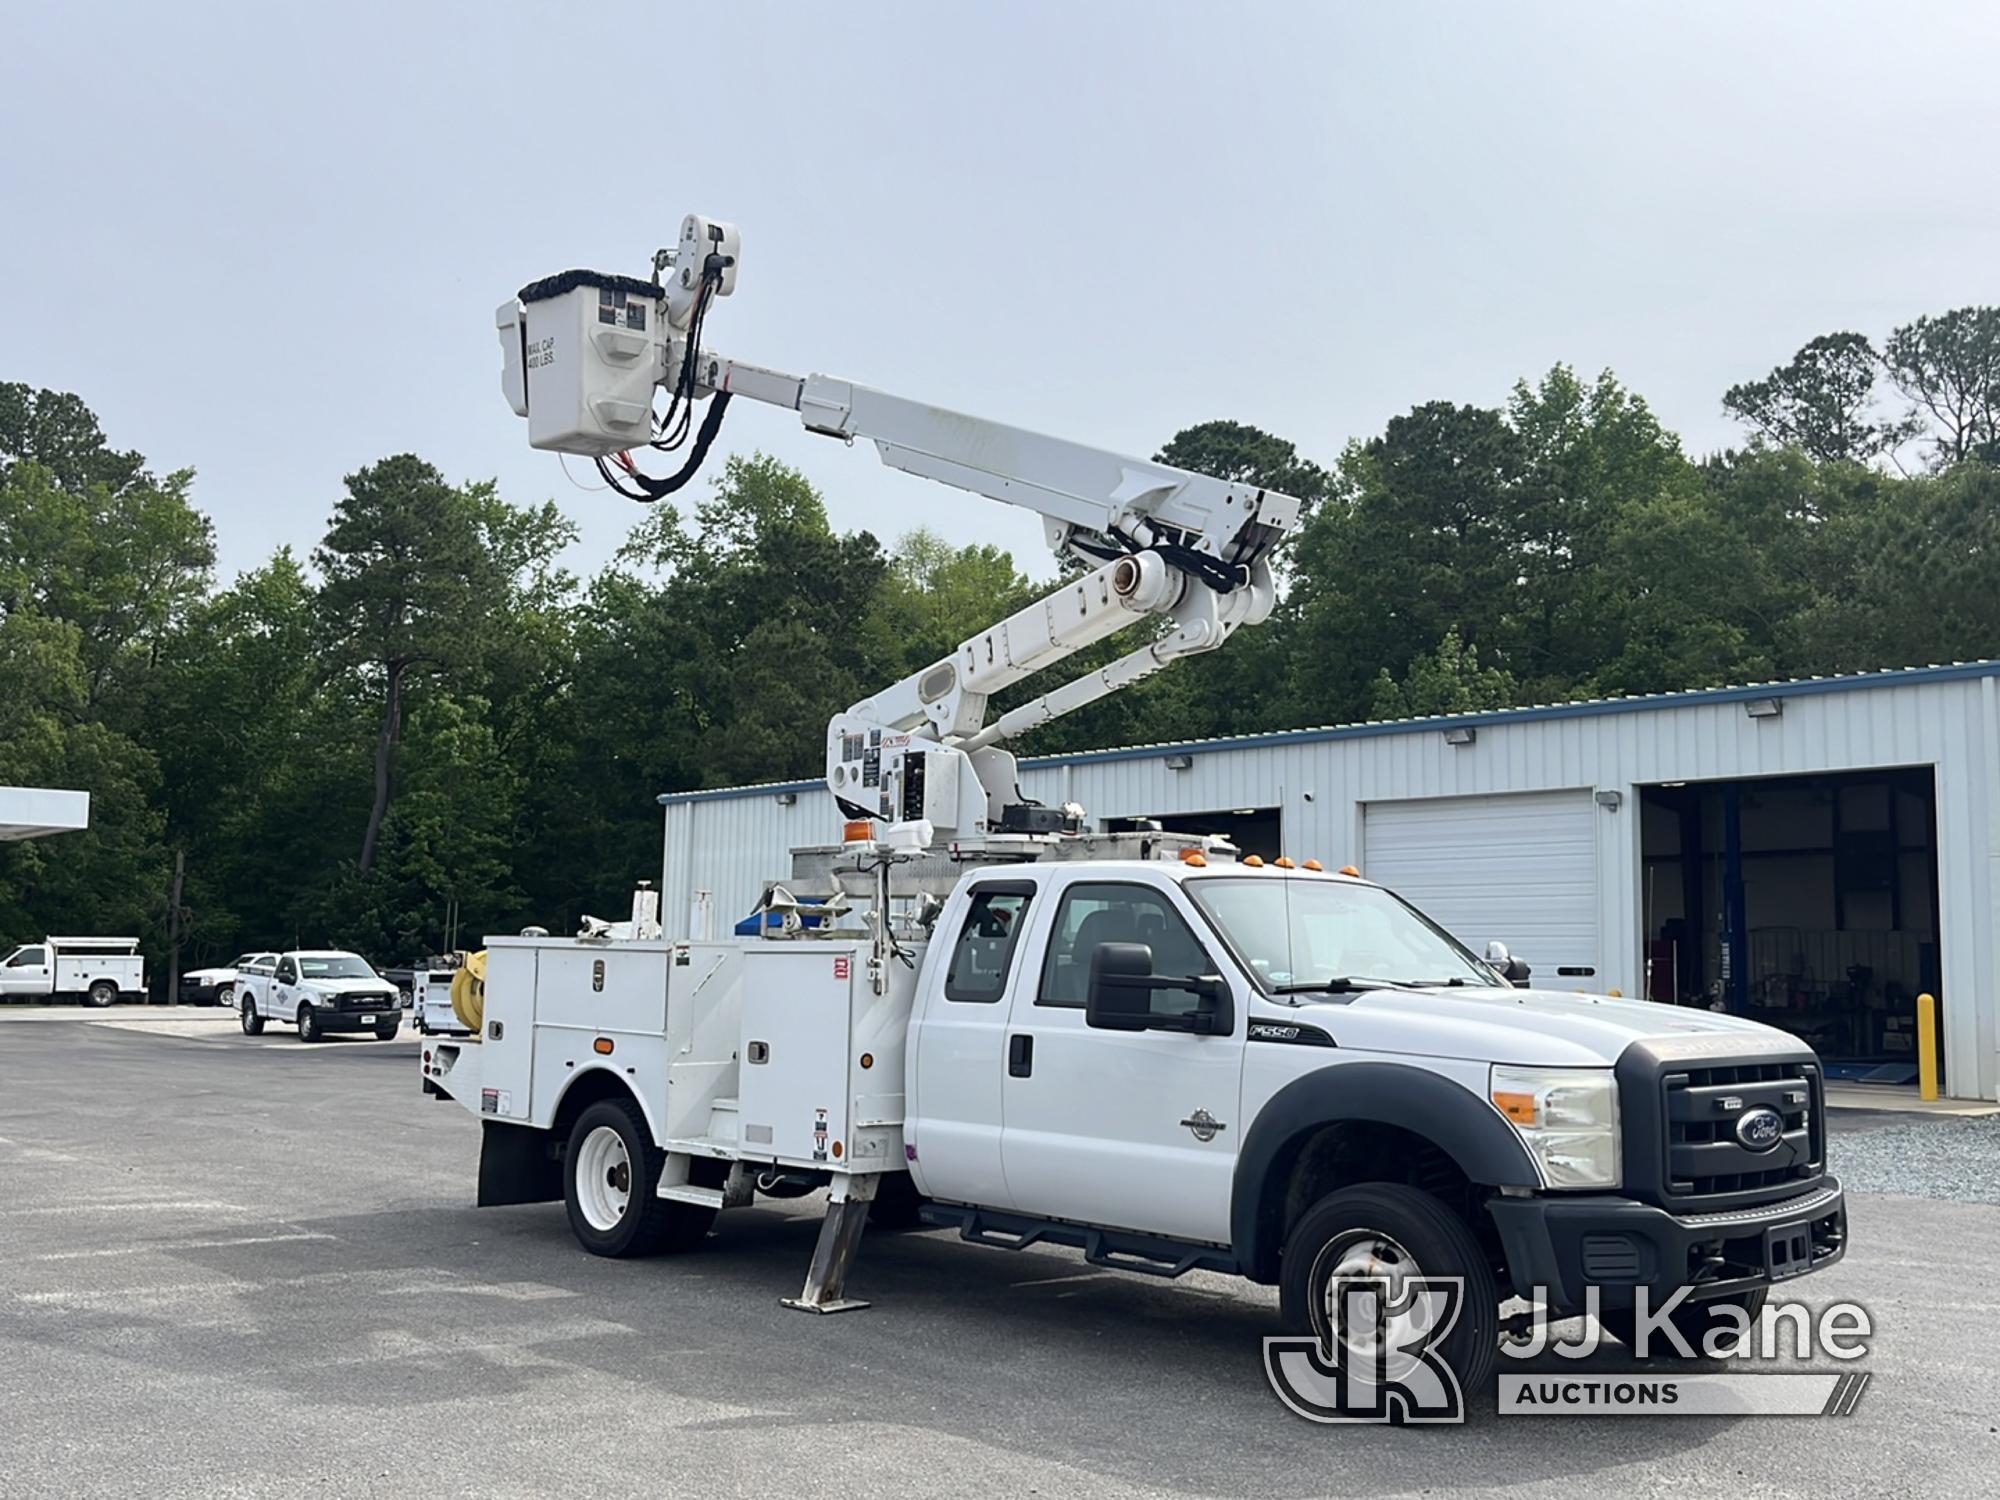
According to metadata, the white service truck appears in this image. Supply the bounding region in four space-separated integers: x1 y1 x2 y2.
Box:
0 937 146 1006
425 221 1847 1395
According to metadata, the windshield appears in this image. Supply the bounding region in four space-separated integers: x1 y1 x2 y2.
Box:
297 955 376 980
1187 877 1495 993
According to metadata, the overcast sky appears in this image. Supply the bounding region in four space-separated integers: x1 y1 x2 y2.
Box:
4 2 1996 584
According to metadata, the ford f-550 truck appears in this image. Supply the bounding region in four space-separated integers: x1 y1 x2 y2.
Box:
425 223 1846 1398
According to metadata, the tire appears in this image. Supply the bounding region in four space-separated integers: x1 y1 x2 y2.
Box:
1599 1288 1769 1360
867 1170 928 1230
296 1003 322 1043
85 980 117 1008
240 995 263 1035
374 1019 399 1041
215 985 233 1009
1279 1183 1499 1405
563 1097 714 1258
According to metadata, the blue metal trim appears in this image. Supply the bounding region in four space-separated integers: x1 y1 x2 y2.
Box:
656 660 2000 805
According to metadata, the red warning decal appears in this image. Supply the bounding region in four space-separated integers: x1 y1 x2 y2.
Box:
834 956 851 981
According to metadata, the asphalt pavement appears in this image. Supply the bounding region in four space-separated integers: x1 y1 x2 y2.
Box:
1 1011 1995 1498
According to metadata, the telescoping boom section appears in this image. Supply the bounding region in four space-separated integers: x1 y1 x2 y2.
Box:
496 214 1303 851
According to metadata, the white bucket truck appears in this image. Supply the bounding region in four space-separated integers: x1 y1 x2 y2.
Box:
426 223 1848 1394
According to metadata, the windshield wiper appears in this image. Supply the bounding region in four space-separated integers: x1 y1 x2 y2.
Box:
1274 976 1418 996
1403 977 1474 987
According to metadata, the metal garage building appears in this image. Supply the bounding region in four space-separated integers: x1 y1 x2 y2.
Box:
661 661 2000 1101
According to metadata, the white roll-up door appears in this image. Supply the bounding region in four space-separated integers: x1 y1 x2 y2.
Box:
1363 790 1601 991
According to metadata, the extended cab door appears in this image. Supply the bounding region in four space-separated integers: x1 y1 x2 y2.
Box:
267 956 300 1020
0 945 51 998
998 873 1245 1246
906 878 1039 1210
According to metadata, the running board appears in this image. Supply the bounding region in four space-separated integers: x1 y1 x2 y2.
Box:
918 1203 1238 1280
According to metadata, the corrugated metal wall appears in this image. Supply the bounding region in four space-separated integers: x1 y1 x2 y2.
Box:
661 666 2000 1100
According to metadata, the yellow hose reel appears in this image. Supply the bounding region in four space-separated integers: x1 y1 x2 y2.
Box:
450 950 488 1035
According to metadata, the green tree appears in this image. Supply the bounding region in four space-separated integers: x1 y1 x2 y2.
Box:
1883 307 2000 468
315 456 512 874
1722 332 1910 465
1370 628 1519 719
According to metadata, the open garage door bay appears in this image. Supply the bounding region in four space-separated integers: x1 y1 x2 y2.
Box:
1363 791 1600 992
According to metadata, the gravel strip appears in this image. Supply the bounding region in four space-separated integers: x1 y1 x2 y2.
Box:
1829 1114 2000 1202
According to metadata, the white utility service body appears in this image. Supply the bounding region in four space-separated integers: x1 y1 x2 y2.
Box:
412 969 471 1037
0 937 145 1006
433 219 1851 1387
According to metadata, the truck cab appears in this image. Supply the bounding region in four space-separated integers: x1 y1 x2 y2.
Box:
902 856 1843 1388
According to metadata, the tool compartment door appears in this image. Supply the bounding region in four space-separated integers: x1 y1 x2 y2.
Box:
737 946 858 1166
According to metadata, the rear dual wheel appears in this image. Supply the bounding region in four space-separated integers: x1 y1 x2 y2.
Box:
563 1098 714 1257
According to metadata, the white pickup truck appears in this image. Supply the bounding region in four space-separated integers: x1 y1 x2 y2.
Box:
0 937 146 1006
423 844 1844 1394
236 950 404 1042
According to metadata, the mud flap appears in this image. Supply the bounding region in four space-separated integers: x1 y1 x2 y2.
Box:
477 1119 561 1207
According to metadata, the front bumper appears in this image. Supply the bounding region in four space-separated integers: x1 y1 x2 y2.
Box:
1488 1179 1846 1316
309 1004 402 1032
179 982 226 1004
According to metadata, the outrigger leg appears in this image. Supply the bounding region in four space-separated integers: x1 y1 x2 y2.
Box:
781 1173 878 1314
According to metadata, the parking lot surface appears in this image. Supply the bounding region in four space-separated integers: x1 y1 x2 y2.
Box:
2 1012 1996 1498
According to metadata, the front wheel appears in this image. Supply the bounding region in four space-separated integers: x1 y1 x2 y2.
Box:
1599 1288 1769 1360
1279 1183 1499 1408
296 1003 322 1043
240 995 264 1035
215 985 234 1009
563 1098 714 1257
85 980 117 1008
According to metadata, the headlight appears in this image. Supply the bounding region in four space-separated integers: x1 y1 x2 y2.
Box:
1490 1065 1621 1189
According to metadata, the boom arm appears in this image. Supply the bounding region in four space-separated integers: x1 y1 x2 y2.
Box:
496 217 1303 848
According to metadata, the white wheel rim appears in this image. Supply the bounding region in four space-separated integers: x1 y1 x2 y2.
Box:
576 1125 632 1232
1312 1229 1435 1370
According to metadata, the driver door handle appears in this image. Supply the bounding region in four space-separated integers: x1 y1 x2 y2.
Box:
1008 1033 1034 1078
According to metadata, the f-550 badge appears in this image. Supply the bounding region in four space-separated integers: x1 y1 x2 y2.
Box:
1180 1109 1226 1142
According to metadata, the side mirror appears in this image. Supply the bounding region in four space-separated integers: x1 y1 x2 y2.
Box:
1086 942 1232 1035
1086 943 1156 1031
1486 941 1531 988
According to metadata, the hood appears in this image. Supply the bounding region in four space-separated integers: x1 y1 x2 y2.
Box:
183 966 235 983
1289 984 1807 1068
298 976 397 998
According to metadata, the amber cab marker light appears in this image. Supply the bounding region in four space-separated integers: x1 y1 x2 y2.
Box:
1273 856 1295 869
1242 855 1265 868
593 1037 615 1056
1180 849 1207 867
1492 1090 1538 1125
1340 865 1361 877
1302 859 1324 872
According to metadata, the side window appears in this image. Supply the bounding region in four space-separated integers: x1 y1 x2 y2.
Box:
944 885 1033 1003
11 947 46 968
276 959 297 984
1038 882 1215 1012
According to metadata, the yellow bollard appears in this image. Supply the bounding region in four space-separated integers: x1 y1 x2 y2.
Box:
1917 993 1940 1102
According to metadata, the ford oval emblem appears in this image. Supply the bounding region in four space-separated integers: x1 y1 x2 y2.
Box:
1735 1106 1785 1153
